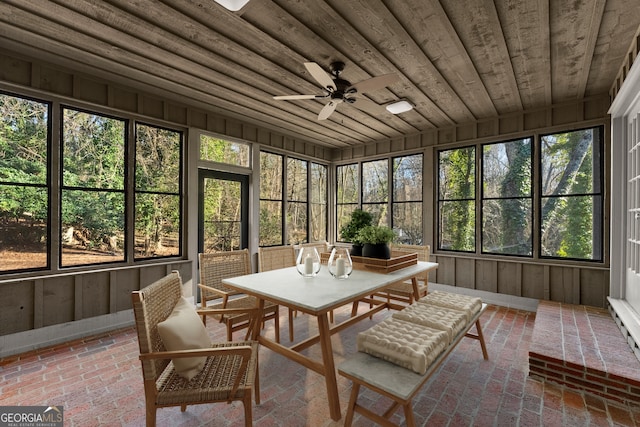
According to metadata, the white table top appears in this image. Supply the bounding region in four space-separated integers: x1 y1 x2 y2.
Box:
222 261 438 315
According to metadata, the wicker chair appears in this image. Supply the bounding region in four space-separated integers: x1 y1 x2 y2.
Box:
375 244 431 305
131 271 260 427
198 249 280 343
258 245 298 341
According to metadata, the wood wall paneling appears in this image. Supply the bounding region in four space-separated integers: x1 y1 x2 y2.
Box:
0 281 34 335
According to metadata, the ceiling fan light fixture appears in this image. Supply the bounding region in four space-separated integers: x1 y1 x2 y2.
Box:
386 100 414 114
214 0 250 11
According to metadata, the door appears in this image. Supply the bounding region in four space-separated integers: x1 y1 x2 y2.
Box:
198 170 249 253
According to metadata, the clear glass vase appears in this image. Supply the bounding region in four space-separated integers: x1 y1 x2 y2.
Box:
296 246 321 277
327 247 353 279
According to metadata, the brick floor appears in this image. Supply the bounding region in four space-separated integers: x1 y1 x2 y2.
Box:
2 303 640 426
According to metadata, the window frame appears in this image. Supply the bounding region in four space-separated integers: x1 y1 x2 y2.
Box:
133 121 184 261
436 126 605 263
0 91 52 273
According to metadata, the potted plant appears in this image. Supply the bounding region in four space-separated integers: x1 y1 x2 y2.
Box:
357 225 396 259
339 209 373 256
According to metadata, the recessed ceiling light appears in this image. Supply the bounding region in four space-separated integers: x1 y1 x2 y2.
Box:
386 100 414 114
214 0 250 11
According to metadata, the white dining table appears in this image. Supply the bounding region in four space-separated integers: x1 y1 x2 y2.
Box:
222 261 438 421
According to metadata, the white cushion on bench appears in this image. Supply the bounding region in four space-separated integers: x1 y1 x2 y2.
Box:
418 291 482 323
356 318 448 375
392 303 468 344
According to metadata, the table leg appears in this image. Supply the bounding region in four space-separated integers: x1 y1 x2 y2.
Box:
317 312 341 421
250 298 265 341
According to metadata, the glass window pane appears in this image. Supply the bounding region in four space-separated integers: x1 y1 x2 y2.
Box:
483 139 531 198
439 200 475 252
310 163 327 242
541 128 601 196
0 94 48 185
63 109 125 190
337 204 357 241
199 134 249 167
363 203 388 226
61 190 125 266
540 127 602 261
201 178 242 253
439 147 475 200
260 152 282 199
362 159 388 203
393 155 422 202
62 109 126 266
287 201 307 244
482 199 532 255
337 164 358 204
135 193 180 258
259 200 282 246
310 202 327 242
135 124 182 260
541 195 602 260
136 124 180 193
0 185 48 271
287 158 307 202
393 202 422 245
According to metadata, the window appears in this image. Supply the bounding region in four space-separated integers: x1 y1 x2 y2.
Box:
61 108 126 266
392 154 423 244
438 147 476 252
134 123 182 259
287 158 307 244
199 134 250 167
437 126 603 261
336 163 358 241
259 152 327 246
0 92 185 275
482 138 532 256
0 93 50 272
259 151 283 246
310 163 327 242
362 159 388 225
540 127 603 261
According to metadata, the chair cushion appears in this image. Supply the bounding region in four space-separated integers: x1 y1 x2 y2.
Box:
356 318 448 375
157 297 211 380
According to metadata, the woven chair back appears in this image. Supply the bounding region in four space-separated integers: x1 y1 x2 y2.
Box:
297 241 330 257
390 244 430 261
131 271 183 381
258 246 296 272
199 249 251 294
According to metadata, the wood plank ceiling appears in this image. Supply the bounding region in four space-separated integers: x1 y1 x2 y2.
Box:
0 0 639 149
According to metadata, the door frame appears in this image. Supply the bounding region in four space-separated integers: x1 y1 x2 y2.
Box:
197 169 249 254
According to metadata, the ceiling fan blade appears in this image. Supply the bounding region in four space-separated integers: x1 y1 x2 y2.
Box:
273 94 322 100
348 73 399 94
318 100 338 120
349 97 387 116
305 62 336 91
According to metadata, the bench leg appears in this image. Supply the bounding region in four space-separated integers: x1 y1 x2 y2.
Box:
403 402 416 427
344 383 360 427
475 319 489 360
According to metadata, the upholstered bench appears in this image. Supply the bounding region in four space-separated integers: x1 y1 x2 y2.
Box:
338 291 489 427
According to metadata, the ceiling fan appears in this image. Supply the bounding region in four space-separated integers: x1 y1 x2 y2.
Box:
273 61 399 120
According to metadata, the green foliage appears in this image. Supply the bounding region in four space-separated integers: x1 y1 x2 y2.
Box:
357 225 396 244
339 208 373 243
439 147 475 251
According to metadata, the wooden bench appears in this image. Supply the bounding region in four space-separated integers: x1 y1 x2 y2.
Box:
338 295 488 427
